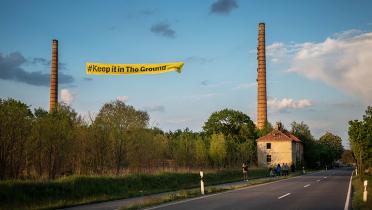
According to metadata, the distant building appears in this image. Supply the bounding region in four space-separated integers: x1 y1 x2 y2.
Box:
256 122 303 168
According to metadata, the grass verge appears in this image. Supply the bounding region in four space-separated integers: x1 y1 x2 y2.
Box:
352 174 372 210
0 168 268 210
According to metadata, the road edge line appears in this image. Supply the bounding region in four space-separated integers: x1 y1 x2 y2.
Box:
145 170 325 210
344 171 353 210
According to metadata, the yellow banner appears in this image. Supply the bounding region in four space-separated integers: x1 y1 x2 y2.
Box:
86 62 184 75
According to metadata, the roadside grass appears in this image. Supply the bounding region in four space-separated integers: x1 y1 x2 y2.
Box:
352 174 372 210
0 168 268 210
120 172 303 210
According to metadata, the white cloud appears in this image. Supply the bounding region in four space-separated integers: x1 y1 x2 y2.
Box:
116 96 129 102
268 97 312 111
267 42 288 63
60 89 75 105
286 31 372 104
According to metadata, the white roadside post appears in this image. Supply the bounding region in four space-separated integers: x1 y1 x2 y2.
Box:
200 171 205 195
363 180 368 202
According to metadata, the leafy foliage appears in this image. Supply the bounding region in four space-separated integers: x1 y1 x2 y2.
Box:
203 108 256 141
0 99 32 179
318 132 344 165
209 133 227 168
348 106 372 178
291 121 344 168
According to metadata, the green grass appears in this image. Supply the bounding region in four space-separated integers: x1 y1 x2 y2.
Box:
0 168 268 210
352 174 372 210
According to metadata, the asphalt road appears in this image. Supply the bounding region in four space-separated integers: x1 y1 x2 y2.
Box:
146 168 353 210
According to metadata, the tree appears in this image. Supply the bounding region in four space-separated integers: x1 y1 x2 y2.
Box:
173 129 195 168
257 121 273 137
291 121 318 167
348 106 372 178
209 133 226 168
194 137 208 167
28 104 80 179
239 140 255 166
29 107 49 178
126 129 165 172
0 99 32 179
341 150 355 165
203 109 256 141
362 106 372 169
318 132 344 165
225 136 240 167
45 104 80 179
93 100 149 174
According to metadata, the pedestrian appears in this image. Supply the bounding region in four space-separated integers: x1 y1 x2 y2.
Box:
276 164 281 176
291 163 295 172
242 163 248 181
284 163 289 176
269 166 275 177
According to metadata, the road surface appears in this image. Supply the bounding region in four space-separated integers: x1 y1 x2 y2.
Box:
146 168 353 210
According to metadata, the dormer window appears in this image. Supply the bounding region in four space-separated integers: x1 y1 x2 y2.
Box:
266 143 271 149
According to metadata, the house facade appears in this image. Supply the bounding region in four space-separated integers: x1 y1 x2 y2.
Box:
256 123 303 168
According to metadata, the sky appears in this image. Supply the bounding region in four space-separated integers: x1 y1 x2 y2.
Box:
1 0 372 148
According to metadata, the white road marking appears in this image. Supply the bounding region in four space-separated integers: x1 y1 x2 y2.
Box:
344 172 353 210
317 179 321 182
146 170 327 209
278 193 291 199
324 176 327 179
304 184 311 188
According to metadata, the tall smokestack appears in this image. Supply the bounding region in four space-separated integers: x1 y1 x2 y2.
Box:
49 39 58 112
257 23 267 130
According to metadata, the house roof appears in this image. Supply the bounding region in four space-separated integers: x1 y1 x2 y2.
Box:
256 128 302 143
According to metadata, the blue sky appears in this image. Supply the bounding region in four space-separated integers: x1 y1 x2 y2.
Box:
1 0 372 147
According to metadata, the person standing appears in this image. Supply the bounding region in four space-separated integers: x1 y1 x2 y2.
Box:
276 164 281 176
242 162 248 181
269 166 274 177
284 163 289 176
290 163 295 173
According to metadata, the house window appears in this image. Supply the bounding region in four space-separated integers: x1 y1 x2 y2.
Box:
266 143 271 149
267 155 271 163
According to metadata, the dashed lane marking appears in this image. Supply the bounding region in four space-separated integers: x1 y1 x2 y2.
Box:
304 184 311 188
278 193 291 199
317 180 321 182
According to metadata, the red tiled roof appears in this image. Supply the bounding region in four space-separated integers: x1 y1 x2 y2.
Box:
256 129 302 143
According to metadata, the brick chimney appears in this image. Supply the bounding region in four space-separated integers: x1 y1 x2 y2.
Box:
257 23 267 129
49 39 58 112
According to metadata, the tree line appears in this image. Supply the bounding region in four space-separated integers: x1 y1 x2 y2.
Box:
348 106 372 179
0 98 345 180
290 121 344 168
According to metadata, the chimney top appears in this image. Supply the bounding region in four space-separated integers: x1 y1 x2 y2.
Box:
259 22 265 26
275 122 282 130
52 39 58 43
